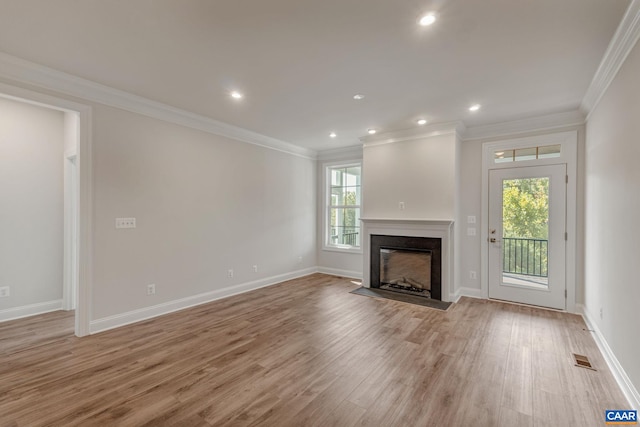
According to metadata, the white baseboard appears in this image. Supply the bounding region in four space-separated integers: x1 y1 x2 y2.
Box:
90 267 317 334
316 267 362 280
0 299 63 322
578 304 640 410
451 286 484 303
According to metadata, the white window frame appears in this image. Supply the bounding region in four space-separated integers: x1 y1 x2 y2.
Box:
323 160 363 253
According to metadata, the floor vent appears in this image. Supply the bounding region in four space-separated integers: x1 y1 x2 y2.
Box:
573 353 596 371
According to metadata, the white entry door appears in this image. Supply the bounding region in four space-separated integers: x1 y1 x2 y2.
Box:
488 165 566 309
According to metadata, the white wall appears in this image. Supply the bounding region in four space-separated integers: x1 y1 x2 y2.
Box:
584 37 640 397
0 97 64 311
362 133 458 220
458 139 483 291
91 105 316 320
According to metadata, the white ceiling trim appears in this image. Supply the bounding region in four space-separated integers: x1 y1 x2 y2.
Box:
463 110 585 142
0 51 317 160
581 0 640 119
360 122 465 148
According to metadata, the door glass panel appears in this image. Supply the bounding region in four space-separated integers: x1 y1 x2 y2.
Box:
502 177 549 288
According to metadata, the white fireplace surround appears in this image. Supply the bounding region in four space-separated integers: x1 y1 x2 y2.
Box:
361 218 454 302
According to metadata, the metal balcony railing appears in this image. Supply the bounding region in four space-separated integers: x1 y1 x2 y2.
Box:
331 231 359 246
503 237 548 277
342 232 358 246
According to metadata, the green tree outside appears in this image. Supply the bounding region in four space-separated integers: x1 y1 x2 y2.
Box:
502 177 549 277
502 178 549 239
329 165 361 246
330 190 359 245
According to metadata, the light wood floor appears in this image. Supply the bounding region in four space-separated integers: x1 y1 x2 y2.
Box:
0 274 627 426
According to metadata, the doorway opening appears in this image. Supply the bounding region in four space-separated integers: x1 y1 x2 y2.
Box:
0 84 91 336
481 131 578 312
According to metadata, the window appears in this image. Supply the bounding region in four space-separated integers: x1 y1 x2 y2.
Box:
326 163 361 250
494 144 561 163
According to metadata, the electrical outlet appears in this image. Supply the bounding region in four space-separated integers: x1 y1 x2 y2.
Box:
399 202 405 210
467 215 476 224
253 265 258 273
600 307 603 320
228 269 234 278
469 271 477 280
147 284 156 295
297 256 302 264
115 218 136 229
0 286 10 298
467 227 476 236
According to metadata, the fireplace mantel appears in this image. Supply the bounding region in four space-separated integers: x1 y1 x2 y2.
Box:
361 218 453 226
361 218 454 302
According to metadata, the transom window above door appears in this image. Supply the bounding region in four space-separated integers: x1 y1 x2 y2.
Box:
494 144 561 163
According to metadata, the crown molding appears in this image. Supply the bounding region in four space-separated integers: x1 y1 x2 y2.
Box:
463 110 585 142
581 0 640 119
360 121 465 148
0 51 317 160
316 144 363 162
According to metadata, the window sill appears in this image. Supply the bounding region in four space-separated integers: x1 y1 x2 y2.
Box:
322 245 363 254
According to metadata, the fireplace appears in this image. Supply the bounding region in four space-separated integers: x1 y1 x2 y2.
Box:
370 234 442 300
361 219 453 302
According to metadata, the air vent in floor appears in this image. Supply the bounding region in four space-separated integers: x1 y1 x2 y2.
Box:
573 353 596 370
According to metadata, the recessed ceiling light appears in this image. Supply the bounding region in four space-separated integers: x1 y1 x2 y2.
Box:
417 119 427 125
329 132 337 138
368 129 377 135
469 104 481 112
353 94 365 100
230 91 244 100
419 13 437 26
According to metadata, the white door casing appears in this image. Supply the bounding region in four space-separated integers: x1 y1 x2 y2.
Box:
480 130 577 312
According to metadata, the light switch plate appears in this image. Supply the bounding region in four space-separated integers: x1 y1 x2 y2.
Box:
467 215 476 224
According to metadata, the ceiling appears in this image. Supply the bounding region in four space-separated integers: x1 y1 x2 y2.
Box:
0 0 630 151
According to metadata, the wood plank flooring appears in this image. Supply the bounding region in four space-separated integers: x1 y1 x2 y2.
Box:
0 273 627 426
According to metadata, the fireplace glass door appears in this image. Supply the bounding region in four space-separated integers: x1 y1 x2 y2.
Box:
380 248 432 297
